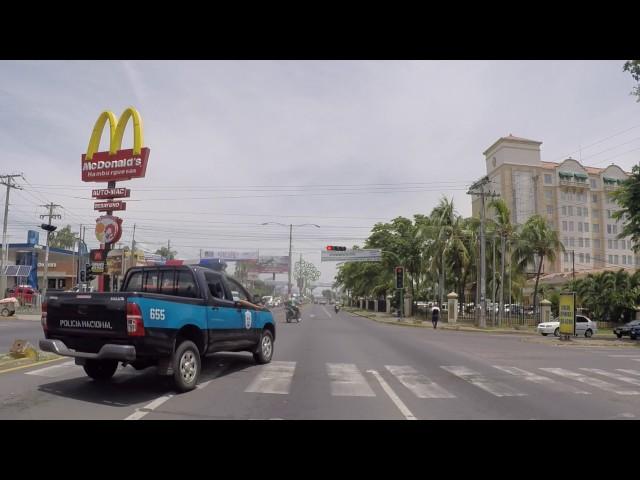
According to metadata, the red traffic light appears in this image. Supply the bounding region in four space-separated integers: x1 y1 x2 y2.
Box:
326 246 333 251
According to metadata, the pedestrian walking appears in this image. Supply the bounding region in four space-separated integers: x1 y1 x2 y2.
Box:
431 305 440 329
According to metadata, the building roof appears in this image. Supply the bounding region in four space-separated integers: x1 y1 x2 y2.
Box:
483 134 543 156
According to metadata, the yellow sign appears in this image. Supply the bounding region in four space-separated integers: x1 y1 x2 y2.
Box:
559 292 576 335
85 107 144 161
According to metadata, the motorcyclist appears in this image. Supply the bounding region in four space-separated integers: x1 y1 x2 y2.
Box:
334 303 340 313
286 299 300 321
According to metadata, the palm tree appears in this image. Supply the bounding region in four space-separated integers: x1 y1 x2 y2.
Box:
512 215 564 315
488 199 513 325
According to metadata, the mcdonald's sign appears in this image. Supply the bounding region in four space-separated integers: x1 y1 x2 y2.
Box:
81 107 150 182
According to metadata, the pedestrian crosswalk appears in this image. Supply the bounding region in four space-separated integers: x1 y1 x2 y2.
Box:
19 357 640 401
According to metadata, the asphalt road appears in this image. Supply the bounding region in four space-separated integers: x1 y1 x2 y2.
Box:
2 304 640 419
0 315 43 352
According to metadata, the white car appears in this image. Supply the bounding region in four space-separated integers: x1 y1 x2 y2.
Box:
537 315 597 338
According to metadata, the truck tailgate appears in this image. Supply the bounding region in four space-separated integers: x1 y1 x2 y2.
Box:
46 293 128 338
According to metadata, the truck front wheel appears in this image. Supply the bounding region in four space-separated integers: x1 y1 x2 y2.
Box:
173 340 201 392
83 359 118 381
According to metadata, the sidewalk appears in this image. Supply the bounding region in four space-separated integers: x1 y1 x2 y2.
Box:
344 307 627 343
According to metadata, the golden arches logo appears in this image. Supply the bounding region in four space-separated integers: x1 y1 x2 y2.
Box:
85 107 144 161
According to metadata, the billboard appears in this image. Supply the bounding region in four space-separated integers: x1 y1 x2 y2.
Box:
559 292 576 336
202 250 259 261
321 249 382 262
250 256 290 273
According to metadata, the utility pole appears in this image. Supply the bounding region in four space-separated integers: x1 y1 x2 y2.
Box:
572 250 575 282
492 234 496 327
468 176 499 328
39 203 62 299
0 174 23 297
288 224 293 299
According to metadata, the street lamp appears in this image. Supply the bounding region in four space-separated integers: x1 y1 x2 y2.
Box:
261 222 320 299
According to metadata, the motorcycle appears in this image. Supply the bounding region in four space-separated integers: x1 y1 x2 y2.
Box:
334 304 340 314
286 305 301 323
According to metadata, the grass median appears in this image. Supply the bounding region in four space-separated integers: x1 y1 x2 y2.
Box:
0 351 62 374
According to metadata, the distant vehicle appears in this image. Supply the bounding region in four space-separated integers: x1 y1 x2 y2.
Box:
319 298 328 305
7 285 37 304
537 315 597 338
0 297 19 317
261 296 274 307
613 320 640 339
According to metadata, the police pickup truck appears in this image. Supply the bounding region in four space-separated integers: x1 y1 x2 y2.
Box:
39 265 276 392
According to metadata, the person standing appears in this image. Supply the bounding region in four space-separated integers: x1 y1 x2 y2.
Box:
431 305 440 329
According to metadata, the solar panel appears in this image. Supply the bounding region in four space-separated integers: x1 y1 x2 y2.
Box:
2 265 31 276
17 266 32 277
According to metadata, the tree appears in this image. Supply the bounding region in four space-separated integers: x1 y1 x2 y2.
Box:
488 198 513 324
512 215 564 313
624 60 640 101
322 289 332 300
49 225 76 250
293 259 320 296
155 246 176 260
612 164 640 253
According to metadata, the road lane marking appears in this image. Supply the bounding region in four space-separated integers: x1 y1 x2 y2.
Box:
25 360 76 377
0 356 67 375
607 354 640 358
540 368 640 395
245 361 296 394
441 366 527 397
581 368 640 388
327 363 375 397
125 394 174 420
385 365 455 398
493 366 590 394
367 369 416 420
321 306 332 318
617 369 640 377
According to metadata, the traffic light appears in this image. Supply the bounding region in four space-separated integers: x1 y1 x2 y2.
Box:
395 266 404 289
85 264 95 282
80 270 86 282
326 246 347 251
40 223 57 233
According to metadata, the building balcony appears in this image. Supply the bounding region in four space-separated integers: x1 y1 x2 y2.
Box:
559 178 589 189
603 184 619 192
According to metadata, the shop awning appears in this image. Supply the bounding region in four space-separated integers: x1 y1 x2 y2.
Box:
558 171 573 178
573 172 588 179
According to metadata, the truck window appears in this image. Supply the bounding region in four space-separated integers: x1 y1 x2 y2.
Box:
144 270 160 294
176 270 198 298
125 271 143 291
225 277 250 301
204 271 225 300
160 270 176 295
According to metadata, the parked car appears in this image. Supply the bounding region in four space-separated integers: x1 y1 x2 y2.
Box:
537 315 597 338
0 297 19 317
7 285 37 304
613 320 640 339
630 324 640 340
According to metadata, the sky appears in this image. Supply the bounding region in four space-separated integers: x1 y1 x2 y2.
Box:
1 60 639 284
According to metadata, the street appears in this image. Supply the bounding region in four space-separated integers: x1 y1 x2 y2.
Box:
2 305 640 419
0 315 43 353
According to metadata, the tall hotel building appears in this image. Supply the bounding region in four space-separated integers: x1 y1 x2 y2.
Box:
472 135 637 274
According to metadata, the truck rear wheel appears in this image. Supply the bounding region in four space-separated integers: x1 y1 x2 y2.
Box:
83 359 118 381
253 330 274 364
173 340 201 392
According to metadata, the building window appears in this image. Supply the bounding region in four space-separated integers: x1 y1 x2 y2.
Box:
585 238 590 248
568 206 574 216
577 207 582 216
608 239 613 249
569 221 574 232
584 222 589 232
579 253 585 263
570 237 575 247
623 255 628 265
614 255 619 265
561 206 567 216
594 239 601 248
586 253 591 264
564 252 569 262
609 255 613 264
578 192 585 202
613 224 618 234
578 237 584 247
544 190 552 200
592 208 599 217
563 236 569 247
583 208 588 217
544 174 552 184
593 224 600 233
614 239 619 249
578 222 583 233
607 224 612 234
567 191 574 201
607 210 612 218
562 221 568 231
591 179 597 189
560 191 566 201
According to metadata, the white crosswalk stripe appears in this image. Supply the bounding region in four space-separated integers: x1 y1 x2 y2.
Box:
441 366 527 397
327 363 375 397
245 361 297 394
540 368 640 395
25 360 76 378
617 369 640 377
492 366 590 394
581 368 640 387
385 365 455 398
